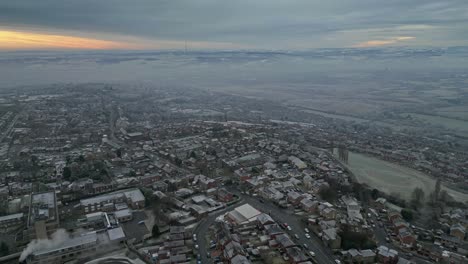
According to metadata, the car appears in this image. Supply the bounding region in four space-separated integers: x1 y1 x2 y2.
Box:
305 233 311 239
138 221 145 225
287 226 292 231
294 234 299 239
335 260 341 264
304 228 310 233
309 251 316 257
197 254 201 260
207 252 211 258
259 199 264 203
195 244 199 249
302 244 309 249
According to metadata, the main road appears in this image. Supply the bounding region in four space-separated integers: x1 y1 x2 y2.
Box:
236 191 336 264
197 187 336 264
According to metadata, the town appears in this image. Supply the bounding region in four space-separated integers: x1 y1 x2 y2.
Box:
0 83 467 264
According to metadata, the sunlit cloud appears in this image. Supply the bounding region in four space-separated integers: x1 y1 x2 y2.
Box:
0 29 246 51
353 36 415 48
0 30 136 50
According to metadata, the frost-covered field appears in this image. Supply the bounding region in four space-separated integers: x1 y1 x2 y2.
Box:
345 152 468 202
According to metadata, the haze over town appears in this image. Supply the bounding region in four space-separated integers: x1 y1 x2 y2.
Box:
1 1 468 264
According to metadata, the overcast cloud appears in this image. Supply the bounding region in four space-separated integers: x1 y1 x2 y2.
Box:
1 0 468 49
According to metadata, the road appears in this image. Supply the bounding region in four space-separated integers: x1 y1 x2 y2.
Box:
0 113 19 143
195 199 245 264
235 192 336 264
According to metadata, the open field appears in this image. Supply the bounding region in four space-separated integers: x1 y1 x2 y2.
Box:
402 113 468 133
342 152 468 202
435 105 468 121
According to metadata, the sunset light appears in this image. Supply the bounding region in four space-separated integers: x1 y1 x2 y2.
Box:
0 30 133 50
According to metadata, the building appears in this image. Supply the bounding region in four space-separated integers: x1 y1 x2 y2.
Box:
450 223 466 240
27 192 59 240
226 204 261 226
0 213 24 231
79 188 145 213
288 156 307 169
377 245 398 264
300 198 318 213
26 232 98 264
114 209 133 223
217 188 234 203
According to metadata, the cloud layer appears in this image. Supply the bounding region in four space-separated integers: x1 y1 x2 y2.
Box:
1 0 468 50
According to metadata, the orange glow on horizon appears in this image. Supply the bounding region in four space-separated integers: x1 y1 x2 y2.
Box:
353 36 415 48
0 30 135 50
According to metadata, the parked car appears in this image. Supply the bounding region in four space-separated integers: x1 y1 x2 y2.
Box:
309 251 316 257
294 234 300 239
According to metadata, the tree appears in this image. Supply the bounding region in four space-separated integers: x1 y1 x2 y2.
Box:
152 225 160 238
63 166 72 180
371 189 380 200
434 179 441 202
0 242 9 257
410 187 425 209
401 208 414 222
339 227 376 250
439 190 450 203
319 187 337 202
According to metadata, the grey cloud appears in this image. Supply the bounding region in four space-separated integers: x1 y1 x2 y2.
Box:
1 0 468 48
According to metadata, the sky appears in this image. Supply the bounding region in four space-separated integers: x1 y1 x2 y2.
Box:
1 0 468 51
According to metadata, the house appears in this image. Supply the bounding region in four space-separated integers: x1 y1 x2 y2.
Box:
230 254 251 264
300 198 318 213
288 156 307 169
275 233 295 248
320 207 337 220
342 249 375 263
388 211 401 223
264 224 284 238
450 223 466 240
217 188 234 203
398 228 416 247
257 213 275 227
377 245 398 264
393 219 409 233
287 191 303 205
194 174 217 190
361 249 376 263
322 228 341 249
286 246 309 263
223 240 246 261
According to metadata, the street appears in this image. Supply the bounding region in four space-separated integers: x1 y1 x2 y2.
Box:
194 199 246 264
236 192 336 264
